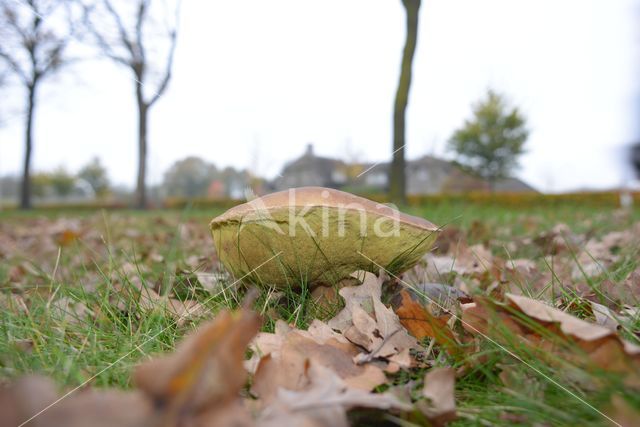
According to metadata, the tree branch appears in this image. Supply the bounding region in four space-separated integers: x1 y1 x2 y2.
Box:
102 0 135 58
82 4 131 66
147 26 176 106
147 0 179 106
0 48 29 85
134 0 149 64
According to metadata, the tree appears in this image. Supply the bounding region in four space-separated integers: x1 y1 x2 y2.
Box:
0 67 7 127
30 168 75 198
390 0 421 205
448 90 528 189
49 166 75 197
31 172 52 198
83 0 180 208
162 156 218 198
78 156 110 197
0 0 78 209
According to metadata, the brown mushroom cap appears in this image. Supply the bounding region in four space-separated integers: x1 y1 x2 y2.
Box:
210 187 439 288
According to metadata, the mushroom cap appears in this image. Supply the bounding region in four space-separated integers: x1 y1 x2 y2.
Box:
210 187 439 288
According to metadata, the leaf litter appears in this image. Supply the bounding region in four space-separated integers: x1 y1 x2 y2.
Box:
2 213 640 425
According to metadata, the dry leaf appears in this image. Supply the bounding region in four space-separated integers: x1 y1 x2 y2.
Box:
462 294 640 386
0 375 60 427
532 223 580 255
0 307 261 427
192 399 256 427
50 296 89 324
166 298 208 326
506 294 633 346
605 394 640 427
0 375 156 427
257 363 411 427
56 228 81 246
390 287 465 358
245 321 289 374
328 271 420 363
195 271 226 294
35 389 156 427
114 280 206 325
589 301 619 331
250 320 387 402
328 271 382 333
135 307 262 421
417 367 457 426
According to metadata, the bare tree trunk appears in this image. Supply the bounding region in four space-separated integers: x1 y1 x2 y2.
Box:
390 0 421 205
20 82 37 209
136 81 148 209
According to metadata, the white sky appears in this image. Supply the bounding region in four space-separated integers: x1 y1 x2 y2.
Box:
1 0 639 192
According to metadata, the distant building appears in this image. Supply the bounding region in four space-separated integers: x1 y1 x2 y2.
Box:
492 177 537 192
274 144 536 194
407 155 458 195
274 144 348 190
207 180 226 199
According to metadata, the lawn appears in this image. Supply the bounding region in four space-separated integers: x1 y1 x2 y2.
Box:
1 201 639 426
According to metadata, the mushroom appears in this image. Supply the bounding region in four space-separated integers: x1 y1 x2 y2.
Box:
210 187 439 289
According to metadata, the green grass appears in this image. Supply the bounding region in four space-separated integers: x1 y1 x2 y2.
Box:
1 202 639 425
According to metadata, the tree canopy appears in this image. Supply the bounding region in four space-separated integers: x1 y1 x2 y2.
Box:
162 156 218 198
448 90 528 187
78 157 110 197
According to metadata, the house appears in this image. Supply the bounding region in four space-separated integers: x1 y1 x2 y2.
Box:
492 177 537 192
273 144 348 190
407 155 459 195
274 144 536 194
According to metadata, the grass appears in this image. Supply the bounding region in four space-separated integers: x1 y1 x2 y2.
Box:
1 202 639 426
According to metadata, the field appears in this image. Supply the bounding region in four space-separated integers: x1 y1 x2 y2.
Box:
1 200 639 426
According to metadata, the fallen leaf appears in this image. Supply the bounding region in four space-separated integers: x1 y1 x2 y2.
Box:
250 320 387 402
432 226 465 255
257 363 411 427
135 307 262 421
50 296 89 324
246 321 289 374
390 288 463 359
462 294 640 386
309 283 341 313
166 298 208 326
56 228 81 246
113 279 206 325
605 394 640 427
420 243 496 286
589 301 619 331
36 388 156 427
506 294 627 343
193 399 256 427
417 367 457 426
0 375 156 427
1 306 261 427
327 271 382 333
195 271 227 294
328 271 420 363
0 375 60 427
532 223 580 256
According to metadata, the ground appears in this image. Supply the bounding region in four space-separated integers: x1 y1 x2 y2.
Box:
0 202 639 426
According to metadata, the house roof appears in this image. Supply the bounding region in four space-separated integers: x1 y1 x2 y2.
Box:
492 177 537 192
275 146 537 193
281 144 345 176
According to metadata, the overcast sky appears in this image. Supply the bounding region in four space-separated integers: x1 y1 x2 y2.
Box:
1 0 639 192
